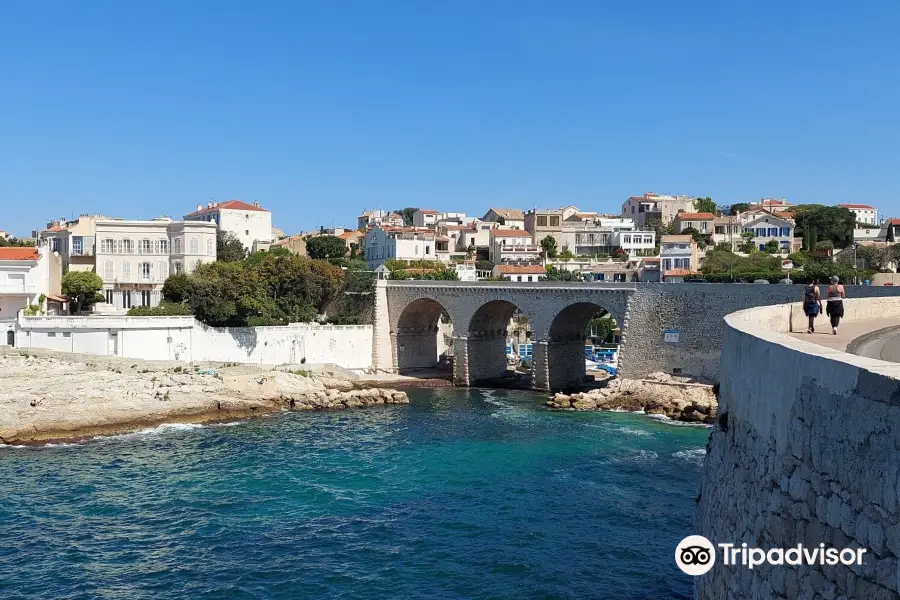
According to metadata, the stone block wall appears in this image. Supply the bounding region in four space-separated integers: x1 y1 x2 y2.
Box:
619 284 900 381
695 300 900 599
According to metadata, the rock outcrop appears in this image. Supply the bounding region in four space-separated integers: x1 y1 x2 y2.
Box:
0 352 408 444
546 371 717 424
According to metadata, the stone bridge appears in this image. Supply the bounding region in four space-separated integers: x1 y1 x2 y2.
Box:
373 280 900 391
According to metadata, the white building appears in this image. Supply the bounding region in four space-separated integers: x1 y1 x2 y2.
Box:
621 193 696 227
184 200 273 252
412 209 441 228
0 246 62 345
363 226 451 269
493 264 546 282
489 230 539 264
611 229 656 255
357 209 404 230
838 204 878 226
742 214 794 253
453 262 478 282
95 218 218 310
483 208 525 230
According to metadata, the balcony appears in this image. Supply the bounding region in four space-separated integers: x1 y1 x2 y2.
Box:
0 284 37 295
69 248 95 257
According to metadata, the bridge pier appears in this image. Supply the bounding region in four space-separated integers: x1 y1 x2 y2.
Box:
454 334 510 386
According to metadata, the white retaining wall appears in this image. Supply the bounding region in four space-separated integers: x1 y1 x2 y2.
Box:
14 315 373 369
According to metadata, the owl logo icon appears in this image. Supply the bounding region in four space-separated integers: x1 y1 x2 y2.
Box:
675 535 716 576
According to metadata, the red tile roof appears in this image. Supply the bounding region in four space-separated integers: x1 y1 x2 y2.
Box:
664 268 693 276
0 248 39 261
838 204 876 210
677 212 715 220
889 219 900 226
185 200 269 216
43 225 66 232
661 235 693 243
490 229 533 238
418 209 440 214
642 257 661 263
497 265 546 275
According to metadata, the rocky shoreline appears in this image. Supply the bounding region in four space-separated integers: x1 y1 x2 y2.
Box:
0 350 408 445
546 372 718 424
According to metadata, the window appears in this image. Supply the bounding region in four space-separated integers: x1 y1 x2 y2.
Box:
779 227 790 237
173 237 182 254
122 291 132 309
415 246 419 255
207 239 214 255
48 332 56 338
527 276 533 282
537 216 547 227
140 262 152 281
549 216 560 227
139 239 153 254
623 235 631 244
122 261 131 280
516 275 522 281
105 290 113 304
63 332 71 338
756 228 767 237
71 237 83 255
245 230 249 236
141 290 151 307
174 260 183 274
768 227 778 237
425 245 431 255
104 260 113 280
189 238 199 254
122 239 133 254
101 239 116 253
158 261 168 279
51 238 60 252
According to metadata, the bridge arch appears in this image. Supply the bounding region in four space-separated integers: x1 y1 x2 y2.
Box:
463 299 531 385
394 297 453 372
544 302 619 391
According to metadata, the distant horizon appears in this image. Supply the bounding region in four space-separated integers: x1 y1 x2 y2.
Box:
3 1 899 237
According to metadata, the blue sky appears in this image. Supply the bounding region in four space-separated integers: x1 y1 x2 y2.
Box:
2 0 899 236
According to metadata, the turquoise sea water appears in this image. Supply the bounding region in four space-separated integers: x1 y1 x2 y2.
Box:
0 388 707 599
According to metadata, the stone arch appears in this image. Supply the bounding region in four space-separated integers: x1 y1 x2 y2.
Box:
462 299 528 385
544 301 619 391
394 297 451 371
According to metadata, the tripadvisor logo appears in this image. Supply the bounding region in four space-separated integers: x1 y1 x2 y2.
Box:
676 535 716 576
675 535 868 576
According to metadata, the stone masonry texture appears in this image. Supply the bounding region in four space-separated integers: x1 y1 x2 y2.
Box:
379 281 900 388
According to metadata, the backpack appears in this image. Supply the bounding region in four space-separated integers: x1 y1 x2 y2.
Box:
804 286 816 306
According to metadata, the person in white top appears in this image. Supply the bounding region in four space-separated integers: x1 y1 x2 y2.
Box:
824 276 846 335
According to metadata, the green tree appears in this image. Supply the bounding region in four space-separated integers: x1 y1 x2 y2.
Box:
475 260 494 272
539 235 558 259
694 197 716 214
764 240 780 254
739 231 756 253
729 203 750 215
558 246 574 262
128 301 193 316
162 273 192 304
0 237 35 247
306 235 347 259
217 230 247 262
793 205 855 250
62 271 103 313
544 266 582 281
586 313 616 343
392 207 419 226
465 244 476 259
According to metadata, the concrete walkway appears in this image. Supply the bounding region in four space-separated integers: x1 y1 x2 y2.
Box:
788 317 900 356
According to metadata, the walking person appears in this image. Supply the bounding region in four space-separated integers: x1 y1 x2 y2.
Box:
825 276 846 335
802 281 822 333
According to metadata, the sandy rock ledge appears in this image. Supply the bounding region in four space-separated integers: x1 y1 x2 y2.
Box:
0 351 408 445
546 371 717 424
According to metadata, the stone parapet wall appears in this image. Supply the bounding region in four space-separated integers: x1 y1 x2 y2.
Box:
695 298 900 599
